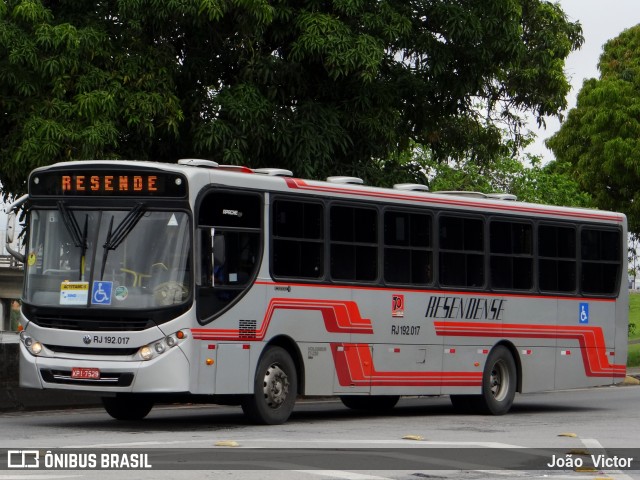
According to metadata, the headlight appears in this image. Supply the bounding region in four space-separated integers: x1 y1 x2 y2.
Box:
30 342 43 355
20 332 43 356
139 330 187 361
139 346 153 361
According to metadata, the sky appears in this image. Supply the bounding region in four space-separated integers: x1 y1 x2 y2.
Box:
526 0 640 162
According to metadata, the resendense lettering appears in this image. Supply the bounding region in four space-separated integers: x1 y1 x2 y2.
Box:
425 296 506 321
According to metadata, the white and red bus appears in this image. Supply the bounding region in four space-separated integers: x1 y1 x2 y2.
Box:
7 159 628 424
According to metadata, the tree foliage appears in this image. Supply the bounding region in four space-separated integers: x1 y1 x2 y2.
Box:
548 24 640 233
400 140 592 207
1 0 583 197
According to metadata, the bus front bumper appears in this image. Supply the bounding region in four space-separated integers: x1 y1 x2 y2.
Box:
19 342 191 393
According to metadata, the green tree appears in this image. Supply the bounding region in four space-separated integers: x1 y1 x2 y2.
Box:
1 0 583 197
399 139 592 207
0 0 183 196
629 234 640 289
547 24 640 233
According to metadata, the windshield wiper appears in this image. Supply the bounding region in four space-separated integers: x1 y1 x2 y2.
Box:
99 203 146 280
57 201 88 281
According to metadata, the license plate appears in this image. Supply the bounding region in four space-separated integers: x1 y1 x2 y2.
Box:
71 367 100 380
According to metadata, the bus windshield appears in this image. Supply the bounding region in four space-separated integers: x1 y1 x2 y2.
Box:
24 207 191 309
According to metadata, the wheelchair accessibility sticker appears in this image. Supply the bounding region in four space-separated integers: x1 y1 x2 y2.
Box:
579 302 589 324
92 281 113 305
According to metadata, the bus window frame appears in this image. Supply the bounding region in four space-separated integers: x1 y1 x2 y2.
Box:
381 205 434 288
266 193 624 299
194 187 264 325
578 224 623 297
271 196 325 281
436 211 486 290
328 201 379 284
537 221 578 295
487 216 535 294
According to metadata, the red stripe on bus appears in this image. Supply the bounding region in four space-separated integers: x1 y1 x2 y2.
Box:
434 322 626 377
191 298 373 341
331 343 483 387
192 299 625 382
284 178 624 222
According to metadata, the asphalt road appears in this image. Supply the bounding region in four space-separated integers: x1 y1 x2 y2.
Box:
0 384 639 480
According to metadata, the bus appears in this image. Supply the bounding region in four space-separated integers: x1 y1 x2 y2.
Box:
6 159 628 424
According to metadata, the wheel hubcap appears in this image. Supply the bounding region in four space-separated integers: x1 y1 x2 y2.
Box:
490 360 509 401
263 363 289 409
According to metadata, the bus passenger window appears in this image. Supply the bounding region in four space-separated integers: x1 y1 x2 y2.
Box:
330 205 378 282
489 221 533 291
538 224 576 293
384 210 433 285
272 199 324 279
439 215 484 288
581 228 621 295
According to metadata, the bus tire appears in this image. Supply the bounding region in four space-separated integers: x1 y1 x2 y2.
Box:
450 345 516 415
340 395 400 411
241 346 297 425
481 345 517 415
102 395 154 421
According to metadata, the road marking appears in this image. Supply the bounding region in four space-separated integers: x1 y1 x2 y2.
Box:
241 439 524 448
63 438 524 449
581 438 636 480
294 472 393 480
0 476 82 479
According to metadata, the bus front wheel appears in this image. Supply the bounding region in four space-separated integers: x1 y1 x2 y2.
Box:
450 345 516 415
102 395 154 421
241 346 297 425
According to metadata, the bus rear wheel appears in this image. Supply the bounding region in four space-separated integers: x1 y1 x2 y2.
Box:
340 395 400 411
241 346 297 425
450 345 516 415
102 394 154 420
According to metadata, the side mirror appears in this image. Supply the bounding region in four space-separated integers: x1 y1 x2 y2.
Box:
5 194 28 264
6 211 16 244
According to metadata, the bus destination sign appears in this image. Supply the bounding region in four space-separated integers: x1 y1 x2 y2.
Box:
30 170 187 198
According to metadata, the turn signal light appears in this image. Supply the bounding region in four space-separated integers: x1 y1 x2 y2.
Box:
138 330 187 361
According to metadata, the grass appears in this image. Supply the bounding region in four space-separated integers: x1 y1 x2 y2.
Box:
629 344 640 368
628 293 640 367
